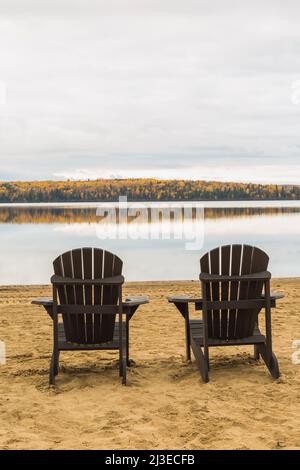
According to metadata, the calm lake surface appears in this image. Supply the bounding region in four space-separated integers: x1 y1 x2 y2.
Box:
0 201 300 284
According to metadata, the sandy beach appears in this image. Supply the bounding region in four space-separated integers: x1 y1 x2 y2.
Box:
0 279 300 450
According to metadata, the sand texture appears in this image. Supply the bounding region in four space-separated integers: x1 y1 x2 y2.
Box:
0 279 300 450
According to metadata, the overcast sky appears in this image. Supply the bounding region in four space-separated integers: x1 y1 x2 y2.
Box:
1 0 300 183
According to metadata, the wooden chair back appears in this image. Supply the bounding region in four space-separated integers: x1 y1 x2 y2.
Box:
53 248 123 344
200 245 269 339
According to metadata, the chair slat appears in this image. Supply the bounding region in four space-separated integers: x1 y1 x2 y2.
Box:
61 251 77 341
221 245 230 338
72 248 85 343
53 255 71 339
237 245 254 337
101 251 120 342
200 252 212 336
82 248 93 343
248 247 269 335
53 256 66 303
94 248 103 304
93 248 104 342
251 247 269 273
228 245 242 338
200 253 209 273
210 247 220 338
103 251 115 304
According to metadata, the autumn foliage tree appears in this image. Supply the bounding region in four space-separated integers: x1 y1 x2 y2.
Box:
0 179 300 202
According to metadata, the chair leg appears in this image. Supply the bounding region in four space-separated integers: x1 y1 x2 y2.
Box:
185 312 191 362
49 353 56 385
120 338 127 385
191 337 209 383
119 348 123 377
258 344 280 379
126 319 131 367
254 345 260 360
269 352 280 379
54 350 60 376
261 281 279 378
205 347 210 371
125 338 132 367
271 352 280 379
122 355 127 386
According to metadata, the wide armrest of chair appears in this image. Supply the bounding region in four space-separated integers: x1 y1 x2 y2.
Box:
32 297 53 306
124 296 149 306
167 291 283 309
32 295 149 308
168 295 202 304
51 274 125 286
199 271 271 282
262 291 284 300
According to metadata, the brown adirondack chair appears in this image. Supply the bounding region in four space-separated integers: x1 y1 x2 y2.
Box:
168 245 282 383
35 247 148 386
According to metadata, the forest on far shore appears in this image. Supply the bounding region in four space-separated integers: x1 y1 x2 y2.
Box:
0 179 300 202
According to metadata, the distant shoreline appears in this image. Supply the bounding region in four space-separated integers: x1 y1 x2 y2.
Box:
1 178 300 203
1 200 300 207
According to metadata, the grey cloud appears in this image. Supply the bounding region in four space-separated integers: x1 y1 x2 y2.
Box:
1 1 300 182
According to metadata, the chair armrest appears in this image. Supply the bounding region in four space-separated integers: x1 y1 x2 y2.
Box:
51 274 125 286
200 271 271 282
32 297 53 306
262 292 284 300
168 295 202 304
124 296 149 306
32 295 149 308
167 292 283 304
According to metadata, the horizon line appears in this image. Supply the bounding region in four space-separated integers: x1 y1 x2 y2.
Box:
1 177 300 187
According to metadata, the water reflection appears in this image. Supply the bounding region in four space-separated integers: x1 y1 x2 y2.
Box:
0 202 299 284
0 205 299 224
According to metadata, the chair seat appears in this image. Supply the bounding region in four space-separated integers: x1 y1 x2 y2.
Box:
190 319 266 347
58 321 127 351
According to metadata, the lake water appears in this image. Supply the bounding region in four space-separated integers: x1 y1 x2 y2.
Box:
0 201 300 284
